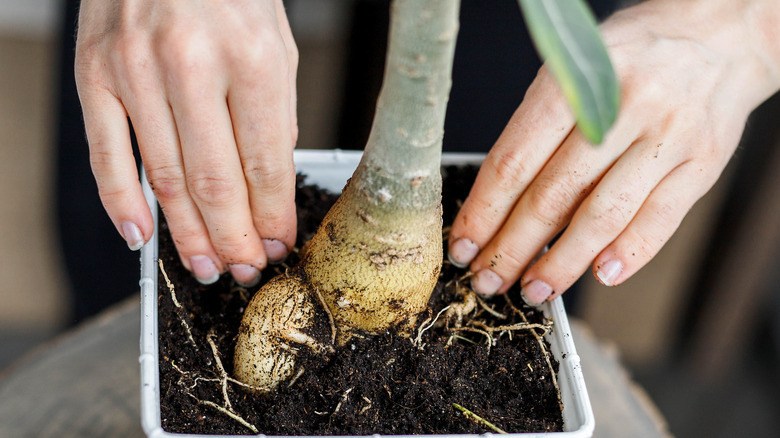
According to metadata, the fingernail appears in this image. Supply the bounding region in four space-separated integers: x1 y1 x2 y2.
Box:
448 238 479 268
262 239 288 264
121 221 145 251
190 255 220 285
596 259 623 286
521 279 553 307
472 269 503 297
229 264 261 288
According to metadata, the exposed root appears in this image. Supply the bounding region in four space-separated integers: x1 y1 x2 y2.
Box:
505 294 562 412
196 398 259 434
360 396 373 415
452 403 507 434
442 225 452 241
444 286 476 327
313 286 337 344
450 326 494 351
332 387 353 416
158 259 197 348
446 333 478 347
287 367 306 388
413 305 451 349
206 331 233 411
167 325 265 434
474 293 507 319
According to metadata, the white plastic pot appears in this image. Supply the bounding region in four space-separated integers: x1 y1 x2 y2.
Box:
139 149 595 438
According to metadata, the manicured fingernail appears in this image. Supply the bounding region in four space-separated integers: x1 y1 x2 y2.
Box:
229 264 261 288
190 255 220 285
521 279 553 307
121 221 145 251
596 259 623 286
472 269 503 297
262 239 288 264
448 238 479 268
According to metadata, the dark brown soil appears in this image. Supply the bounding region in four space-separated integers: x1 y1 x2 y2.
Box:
157 165 564 435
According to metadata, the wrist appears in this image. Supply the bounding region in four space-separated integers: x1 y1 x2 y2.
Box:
688 0 780 104
740 0 780 93
641 0 780 108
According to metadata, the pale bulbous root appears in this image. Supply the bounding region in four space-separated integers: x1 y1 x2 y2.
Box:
233 269 335 392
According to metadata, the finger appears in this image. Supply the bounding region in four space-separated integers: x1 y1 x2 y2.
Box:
228 25 297 263
589 161 713 289
518 139 687 305
122 86 227 285
166 61 268 286
78 81 154 251
273 0 299 144
448 68 574 267
468 116 642 297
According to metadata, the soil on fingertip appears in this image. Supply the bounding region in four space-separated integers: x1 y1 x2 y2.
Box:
157 165 564 435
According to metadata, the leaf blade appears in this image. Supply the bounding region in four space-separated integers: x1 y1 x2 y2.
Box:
518 0 620 144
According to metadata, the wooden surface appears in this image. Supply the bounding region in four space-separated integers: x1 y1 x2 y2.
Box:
0 298 670 438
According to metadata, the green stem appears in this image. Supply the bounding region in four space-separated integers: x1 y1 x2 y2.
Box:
353 0 460 213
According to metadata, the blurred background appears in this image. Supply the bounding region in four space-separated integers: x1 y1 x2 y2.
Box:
1 0 779 436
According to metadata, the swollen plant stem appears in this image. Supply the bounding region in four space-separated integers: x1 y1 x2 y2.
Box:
300 0 462 338
234 0 462 391
354 0 460 212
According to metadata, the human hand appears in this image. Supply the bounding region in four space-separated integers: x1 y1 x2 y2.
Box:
448 0 780 304
75 0 299 287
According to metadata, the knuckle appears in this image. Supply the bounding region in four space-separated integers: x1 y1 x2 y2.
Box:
145 165 187 202
645 197 682 235
212 237 262 264
583 195 632 234
625 227 664 262
187 172 240 206
488 241 531 275
244 157 295 192
290 123 300 145
88 148 114 173
484 149 529 191
233 36 288 81
157 28 215 75
74 43 102 84
526 177 580 227
95 183 131 207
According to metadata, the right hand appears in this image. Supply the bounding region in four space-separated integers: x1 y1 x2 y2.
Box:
75 0 299 287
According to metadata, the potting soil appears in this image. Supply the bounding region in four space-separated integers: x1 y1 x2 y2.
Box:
157 165 564 435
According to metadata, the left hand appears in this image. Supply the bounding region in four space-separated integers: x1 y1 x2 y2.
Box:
447 0 780 305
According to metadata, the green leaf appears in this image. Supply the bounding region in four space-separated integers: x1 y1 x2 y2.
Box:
518 0 620 144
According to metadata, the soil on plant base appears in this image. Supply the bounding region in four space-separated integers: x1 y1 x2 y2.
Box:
157 165 564 435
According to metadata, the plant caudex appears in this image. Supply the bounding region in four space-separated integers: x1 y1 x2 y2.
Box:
234 0 460 391
233 0 619 392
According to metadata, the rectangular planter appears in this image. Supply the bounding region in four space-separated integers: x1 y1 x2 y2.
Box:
139 149 595 437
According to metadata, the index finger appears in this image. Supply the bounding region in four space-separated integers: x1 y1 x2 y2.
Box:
448 68 574 267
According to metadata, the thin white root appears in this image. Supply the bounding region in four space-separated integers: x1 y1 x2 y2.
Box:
413 305 451 349
197 399 259 434
473 293 507 319
159 259 197 347
505 295 562 411
283 328 335 355
287 367 306 388
206 331 233 411
313 287 338 344
360 396 373 415
332 387 353 416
